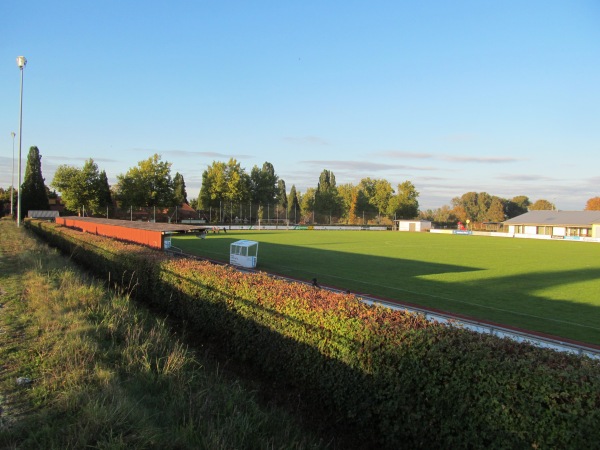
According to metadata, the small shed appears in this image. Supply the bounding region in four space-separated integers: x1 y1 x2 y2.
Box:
395 220 432 232
230 240 259 268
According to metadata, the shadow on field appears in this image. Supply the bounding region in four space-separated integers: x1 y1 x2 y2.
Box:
173 235 600 345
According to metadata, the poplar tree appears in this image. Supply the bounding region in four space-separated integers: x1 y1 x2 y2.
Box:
315 169 342 222
173 172 188 205
98 170 113 209
287 185 300 222
20 146 49 218
276 179 287 216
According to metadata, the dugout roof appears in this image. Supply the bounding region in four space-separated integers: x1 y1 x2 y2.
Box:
55 217 209 250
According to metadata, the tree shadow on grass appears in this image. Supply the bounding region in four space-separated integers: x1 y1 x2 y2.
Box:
176 236 600 345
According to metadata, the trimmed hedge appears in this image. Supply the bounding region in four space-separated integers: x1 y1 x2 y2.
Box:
28 219 600 449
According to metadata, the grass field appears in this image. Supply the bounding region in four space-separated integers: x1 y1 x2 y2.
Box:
172 230 600 346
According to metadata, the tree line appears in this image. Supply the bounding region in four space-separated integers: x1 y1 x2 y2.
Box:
421 194 559 225
2 146 600 223
198 158 419 224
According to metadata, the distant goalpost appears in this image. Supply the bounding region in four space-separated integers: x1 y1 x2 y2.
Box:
257 218 291 230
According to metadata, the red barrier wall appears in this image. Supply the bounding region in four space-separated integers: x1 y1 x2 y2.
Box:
56 217 164 249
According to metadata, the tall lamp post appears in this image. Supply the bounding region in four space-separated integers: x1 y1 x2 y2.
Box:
10 132 16 218
16 56 27 227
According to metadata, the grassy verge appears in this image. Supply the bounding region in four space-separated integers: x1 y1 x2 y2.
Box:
0 219 329 449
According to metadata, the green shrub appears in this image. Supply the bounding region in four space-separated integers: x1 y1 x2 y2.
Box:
28 219 600 449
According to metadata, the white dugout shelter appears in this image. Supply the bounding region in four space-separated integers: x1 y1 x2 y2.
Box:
230 240 259 268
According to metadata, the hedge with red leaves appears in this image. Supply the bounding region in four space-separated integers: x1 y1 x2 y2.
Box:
28 219 600 449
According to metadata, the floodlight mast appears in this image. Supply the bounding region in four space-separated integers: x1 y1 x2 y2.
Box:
16 56 27 227
10 132 16 218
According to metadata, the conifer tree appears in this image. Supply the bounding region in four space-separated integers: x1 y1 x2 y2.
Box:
173 172 188 205
276 179 287 213
98 170 113 209
287 185 300 222
315 169 342 222
20 146 49 219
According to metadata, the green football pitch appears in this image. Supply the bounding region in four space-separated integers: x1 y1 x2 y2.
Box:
171 230 600 346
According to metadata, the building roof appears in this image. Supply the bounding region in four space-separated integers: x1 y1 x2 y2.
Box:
504 211 600 226
231 240 258 248
59 216 208 234
179 203 196 212
28 210 60 218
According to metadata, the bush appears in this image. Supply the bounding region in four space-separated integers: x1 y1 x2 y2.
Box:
27 219 600 449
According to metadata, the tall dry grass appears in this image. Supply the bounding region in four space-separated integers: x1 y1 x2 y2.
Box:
0 219 330 449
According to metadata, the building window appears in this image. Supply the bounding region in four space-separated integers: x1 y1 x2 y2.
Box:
566 227 590 236
536 226 552 235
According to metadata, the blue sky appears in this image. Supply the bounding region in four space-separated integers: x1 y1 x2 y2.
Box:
1 1 599 210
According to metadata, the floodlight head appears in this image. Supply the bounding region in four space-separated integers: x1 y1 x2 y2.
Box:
16 56 27 69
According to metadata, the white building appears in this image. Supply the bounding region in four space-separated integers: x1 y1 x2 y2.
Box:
503 211 600 239
395 220 432 232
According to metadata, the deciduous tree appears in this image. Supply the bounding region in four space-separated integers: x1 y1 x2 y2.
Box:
224 158 250 205
199 161 227 209
250 162 278 206
584 196 600 211
530 199 554 210
388 180 419 219
300 187 316 223
337 183 358 224
116 154 175 207
357 178 380 220
419 205 457 223
452 191 495 222
486 197 506 222
199 159 250 212
52 159 106 215
505 195 530 218
0 187 11 216
370 179 394 221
